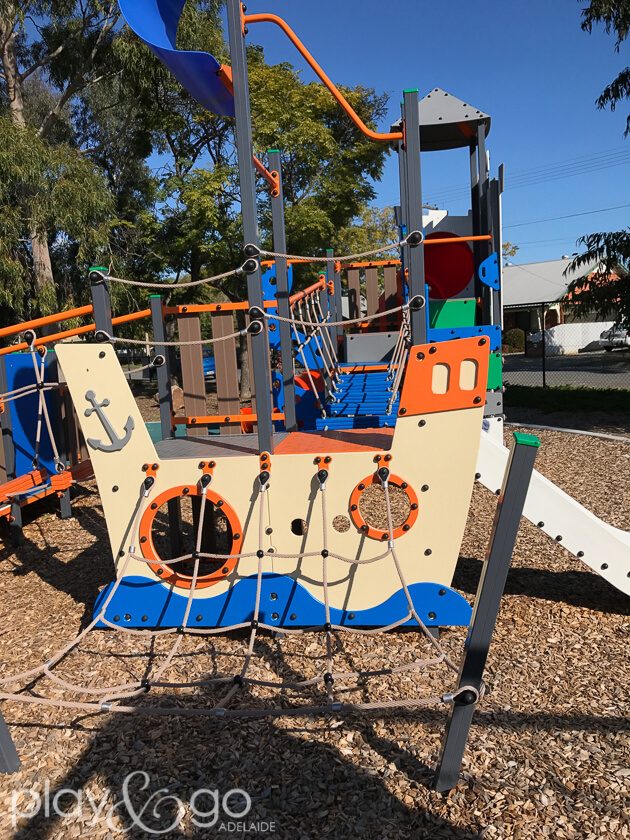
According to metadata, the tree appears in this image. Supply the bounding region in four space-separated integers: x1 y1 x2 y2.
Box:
580 0 630 134
564 2 630 324
0 1 120 308
502 241 519 262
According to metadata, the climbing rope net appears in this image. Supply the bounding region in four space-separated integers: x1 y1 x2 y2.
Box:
0 460 480 720
0 236 482 722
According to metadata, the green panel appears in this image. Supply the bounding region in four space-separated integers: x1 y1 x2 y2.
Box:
429 298 477 328
513 432 541 449
487 351 502 390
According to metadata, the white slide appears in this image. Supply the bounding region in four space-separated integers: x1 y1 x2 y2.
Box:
477 431 630 597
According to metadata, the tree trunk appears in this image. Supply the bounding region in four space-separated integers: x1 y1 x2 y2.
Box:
1 12 56 303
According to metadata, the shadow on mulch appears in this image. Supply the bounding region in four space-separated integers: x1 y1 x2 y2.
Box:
7 702 481 840
453 557 630 617
0 489 111 627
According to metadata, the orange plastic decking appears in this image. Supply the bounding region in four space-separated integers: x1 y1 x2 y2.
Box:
275 428 394 455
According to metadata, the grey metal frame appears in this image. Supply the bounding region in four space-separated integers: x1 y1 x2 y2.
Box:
326 248 343 343
150 295 182 555
226 0 274 454
401 90 427 345
89 268 114 338
268 150 297 432
0 714 20 773
434 433 539 791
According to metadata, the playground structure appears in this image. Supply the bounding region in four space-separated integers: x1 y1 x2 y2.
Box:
0 0 628 793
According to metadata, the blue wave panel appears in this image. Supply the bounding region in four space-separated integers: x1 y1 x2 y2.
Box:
94 574 471 629
119 0 235 117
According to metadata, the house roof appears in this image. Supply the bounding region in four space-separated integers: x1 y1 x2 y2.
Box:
502 258 596 307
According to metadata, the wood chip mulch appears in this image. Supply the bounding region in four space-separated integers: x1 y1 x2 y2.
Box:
0 427 628 839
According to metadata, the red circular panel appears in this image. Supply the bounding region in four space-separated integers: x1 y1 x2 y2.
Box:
424 231 474 300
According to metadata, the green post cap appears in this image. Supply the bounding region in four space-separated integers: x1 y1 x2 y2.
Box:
267 149 280 154
513 432 541 449
403 88 419 94
149 294 162 299
89 265 108 272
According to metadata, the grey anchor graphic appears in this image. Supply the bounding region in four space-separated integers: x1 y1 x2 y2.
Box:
84 390 134 453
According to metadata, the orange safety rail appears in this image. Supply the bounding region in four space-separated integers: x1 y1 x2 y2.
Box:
172 412 285 427
0 305 94 341
163 299 278 316
288 278 326 305
243 11 403 144
0 309 152 356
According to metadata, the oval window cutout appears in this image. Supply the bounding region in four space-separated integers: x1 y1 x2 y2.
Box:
431 363 450 395
459 359 478 391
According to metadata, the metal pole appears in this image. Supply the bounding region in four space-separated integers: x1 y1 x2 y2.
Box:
541 304 547 388
226 0 274 454
477 125 492 326
268 149 297 432
401 90 427 345
150 295 181 556
89 266 113 338
434 432 540 792
0 358 22 546
0 713 20 774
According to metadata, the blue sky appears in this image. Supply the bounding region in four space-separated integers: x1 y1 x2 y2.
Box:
236 0 629 264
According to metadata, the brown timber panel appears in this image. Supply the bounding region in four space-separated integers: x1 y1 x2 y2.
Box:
365 268 379 316
212 311 240 436
383 265 398 329
178 316 206 438
347 269 360 321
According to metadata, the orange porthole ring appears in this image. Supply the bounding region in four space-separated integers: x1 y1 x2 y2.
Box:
139 485 243 590
349 473 419 541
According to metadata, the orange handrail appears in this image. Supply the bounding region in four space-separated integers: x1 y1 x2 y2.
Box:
173 412 285 426
0 304 94 340
243 12 403 144
288 278 326 305
164 299 279 316
0 309 151 356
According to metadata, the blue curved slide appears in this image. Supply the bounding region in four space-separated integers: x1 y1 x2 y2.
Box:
118 0 235 117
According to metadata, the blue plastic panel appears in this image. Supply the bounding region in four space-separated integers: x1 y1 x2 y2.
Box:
119 0 235 117
95 573 472 628
430 324 501 351
478 252 500 290
2 352 61 482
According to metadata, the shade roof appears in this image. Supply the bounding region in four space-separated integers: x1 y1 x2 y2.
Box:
503 259 597 307
391 88 491 151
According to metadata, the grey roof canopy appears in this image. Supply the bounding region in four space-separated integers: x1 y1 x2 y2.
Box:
391 88 491 151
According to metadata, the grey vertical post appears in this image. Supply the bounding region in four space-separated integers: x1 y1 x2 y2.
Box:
226 0 273 454
327 249 343 343
477 125 492 326
541 304 547 389
89 266 113 338
489 177 502 328
434 433 539 792
469 143 481 287
150 296 174 441
268 149 297 432
150 295 181 554
401 90 427 345
0 713 20 774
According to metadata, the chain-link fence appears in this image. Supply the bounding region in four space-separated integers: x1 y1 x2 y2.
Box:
503 304 630 391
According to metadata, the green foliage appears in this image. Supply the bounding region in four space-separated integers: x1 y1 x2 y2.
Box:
564 230 630 326
503 328 525 352
0 115 112 321
502 241 519 260
333 206 398 259
0 0 391 324
580 0 630 133
505 383 630 413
